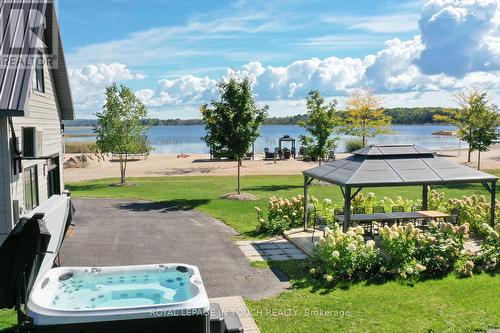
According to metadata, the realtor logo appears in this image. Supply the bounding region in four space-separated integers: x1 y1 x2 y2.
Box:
0 0 58 69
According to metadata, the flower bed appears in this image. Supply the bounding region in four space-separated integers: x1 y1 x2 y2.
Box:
309 222 500 284
254 191 500 237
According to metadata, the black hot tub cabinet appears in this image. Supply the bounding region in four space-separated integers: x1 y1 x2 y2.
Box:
0 194 210 333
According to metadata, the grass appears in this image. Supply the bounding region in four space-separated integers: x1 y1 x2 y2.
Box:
65 141 96 154
67 171 500 237
246 261 500 333
1 172 498 331
0 310 15 331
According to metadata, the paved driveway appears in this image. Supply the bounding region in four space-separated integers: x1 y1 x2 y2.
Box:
60 198 289 300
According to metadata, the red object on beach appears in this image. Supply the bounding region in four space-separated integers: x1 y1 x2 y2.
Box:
177 154 191 158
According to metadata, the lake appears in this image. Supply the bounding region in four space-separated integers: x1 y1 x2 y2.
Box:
65 124 468 154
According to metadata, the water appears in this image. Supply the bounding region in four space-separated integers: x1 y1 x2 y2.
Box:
65 124 468 154
52 270 192 310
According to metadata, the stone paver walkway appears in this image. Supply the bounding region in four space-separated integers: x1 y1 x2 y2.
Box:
236 238 308 261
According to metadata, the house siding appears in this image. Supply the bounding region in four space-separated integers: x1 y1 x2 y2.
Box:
3 52 65 235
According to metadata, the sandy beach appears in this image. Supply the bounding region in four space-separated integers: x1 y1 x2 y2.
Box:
63 144 500 182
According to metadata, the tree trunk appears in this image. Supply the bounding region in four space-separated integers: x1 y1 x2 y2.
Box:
468 148 471 163
120 153 127 184
237 158 241 194
362 135 366 148
477 150 481 170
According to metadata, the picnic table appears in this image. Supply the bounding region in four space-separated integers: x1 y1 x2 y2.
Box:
334 211 449 224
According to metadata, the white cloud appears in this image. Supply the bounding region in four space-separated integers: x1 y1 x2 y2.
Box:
69 63 145 115
69 0 500 118
324 14 420 33
417 0 500 77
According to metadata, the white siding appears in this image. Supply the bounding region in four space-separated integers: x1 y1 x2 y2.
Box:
6 52 65 229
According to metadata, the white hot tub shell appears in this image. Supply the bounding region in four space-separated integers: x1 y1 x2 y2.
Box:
0 195 210 333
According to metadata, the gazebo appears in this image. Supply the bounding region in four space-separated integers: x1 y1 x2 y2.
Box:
279 135 296 152
302 144 498 231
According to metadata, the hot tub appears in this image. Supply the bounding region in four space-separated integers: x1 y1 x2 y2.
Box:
0 195 210 333
27 264 210 332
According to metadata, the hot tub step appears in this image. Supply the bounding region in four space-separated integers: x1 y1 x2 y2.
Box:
210 303 225 333
224 312 244 333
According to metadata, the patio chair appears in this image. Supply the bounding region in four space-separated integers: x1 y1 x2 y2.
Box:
334 208 344 216
411 205 423 211
299 146 305 157
350 207 374 236
392 206 405 213
328 150 336 161
391 206 406 226
411 205 425 226
311 207 328 241
275 147 282 160
445 208 460 225
352 207 366 214
371 206 385 233
283 148 291 159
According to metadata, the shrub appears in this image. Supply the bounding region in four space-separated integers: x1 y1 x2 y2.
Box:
310 222 475 284
256 195 308 235
415 222 469 276
352 192 418 213
65 141 97 154
430 190 499 235
344 139 364 153
310 225 381 282
471 223 500 273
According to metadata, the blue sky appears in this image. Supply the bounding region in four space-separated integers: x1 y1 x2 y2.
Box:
57 0 500 119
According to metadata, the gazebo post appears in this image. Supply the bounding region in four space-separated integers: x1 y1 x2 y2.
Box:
422 184 429 210
491 180 497 226
343 186 351 232
303 176 309 231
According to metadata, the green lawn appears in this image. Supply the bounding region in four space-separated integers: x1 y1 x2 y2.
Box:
1 173 498 331
66 172 500 237
246 261 500 333
0 310 15 331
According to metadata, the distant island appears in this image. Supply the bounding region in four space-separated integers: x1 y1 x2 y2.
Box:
65 107 456 127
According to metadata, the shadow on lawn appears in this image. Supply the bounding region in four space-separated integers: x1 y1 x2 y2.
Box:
66 182 107 192
242 184 303 192
113 199 210 212
0 328 15 333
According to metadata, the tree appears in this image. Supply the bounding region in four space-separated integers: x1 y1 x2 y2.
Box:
95 83 150 184
201 78 268 194
434 89 499 167
343 89 391 147
298 91 341 165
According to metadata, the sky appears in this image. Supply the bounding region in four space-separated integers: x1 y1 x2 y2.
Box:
57 0 500 119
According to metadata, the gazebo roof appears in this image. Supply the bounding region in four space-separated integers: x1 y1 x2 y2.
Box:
279 135 295 142
303 144 498 187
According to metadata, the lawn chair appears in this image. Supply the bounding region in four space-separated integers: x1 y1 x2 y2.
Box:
392 206 405 213
350 207 373 237
311 207 328 241
392 205 413 225
371 206 385 231
445 208 460 225
328 150 336 161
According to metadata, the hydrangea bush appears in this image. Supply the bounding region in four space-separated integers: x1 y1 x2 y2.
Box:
430 190 500 235
352 192 417 213
309 221 499 284
255 195 309 235
310 226 381 280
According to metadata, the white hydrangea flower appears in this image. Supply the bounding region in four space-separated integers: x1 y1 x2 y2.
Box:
347 243 357 252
